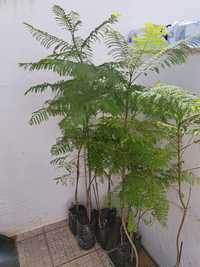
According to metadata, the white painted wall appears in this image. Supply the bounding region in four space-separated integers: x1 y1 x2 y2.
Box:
1 0 200 266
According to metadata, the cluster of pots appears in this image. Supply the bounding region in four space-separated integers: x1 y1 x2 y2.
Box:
68 204 140 267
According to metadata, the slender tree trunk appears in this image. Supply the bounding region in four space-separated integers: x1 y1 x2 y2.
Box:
87 165 92 223
122 215 139 267
84 147 90 223
107 173 112 208
93 176 102 227
94 176 100 211
176 126 183 267
75 147 81 206
136 210 142 234
175 210 186 267
87 149 92 223
175 126 192 267
85 118 92 223
175 186 191 267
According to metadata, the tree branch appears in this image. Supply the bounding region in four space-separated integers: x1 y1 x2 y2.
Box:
122 215 139 267
183 166 200 172
181 142 194 154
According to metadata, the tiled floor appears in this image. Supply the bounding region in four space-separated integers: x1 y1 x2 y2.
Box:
16 220 112 267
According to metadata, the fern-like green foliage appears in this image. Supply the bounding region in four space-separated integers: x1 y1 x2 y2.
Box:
91 22 200 232
125 177 169 233
137 83 200 182
23 22 72 52
137 83 200 129
22 5 121 211
21 5 121 129
90 116 172 172
21 5 119 62
21 5 120 126
89 113 173 232
137 83 200 265
105 23 200 81
133 22 168 52
22 6 200 240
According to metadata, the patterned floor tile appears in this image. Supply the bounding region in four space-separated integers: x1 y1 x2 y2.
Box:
61 251 112 267
96 249 113 267
16 227 43 242
44 219 67 232
17 234 53 267
16 220 112 267
45 225 99 266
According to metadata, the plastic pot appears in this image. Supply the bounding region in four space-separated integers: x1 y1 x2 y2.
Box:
96 225 109 249
76 216 96 250
96 215 121 251
95 208 120 251
68 205 87 236
95 208 116 246
108 242 135 267
133 232 142 246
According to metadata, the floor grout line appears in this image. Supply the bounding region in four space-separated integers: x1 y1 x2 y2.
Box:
16 233 44 243
16 224 67 243
16 220 112 267
43 221 68 234
56 247 101 267
96 250 108 267
43 227 55 267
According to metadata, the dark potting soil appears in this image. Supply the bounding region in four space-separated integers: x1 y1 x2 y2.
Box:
0 235 20 267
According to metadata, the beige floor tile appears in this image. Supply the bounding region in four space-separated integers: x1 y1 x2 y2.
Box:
46 225 99 266
17 234 53 267
17 221 111 267
44 219 67 232
16 227 43 242
61 251 112 267
96 249 113 267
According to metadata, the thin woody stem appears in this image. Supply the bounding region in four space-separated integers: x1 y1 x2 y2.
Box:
176 126 184 266
183 166 200 172
175 125 192 267
122 215 139 267
75 147 82 205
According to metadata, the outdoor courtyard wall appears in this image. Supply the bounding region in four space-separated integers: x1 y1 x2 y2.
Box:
0 1 200 266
